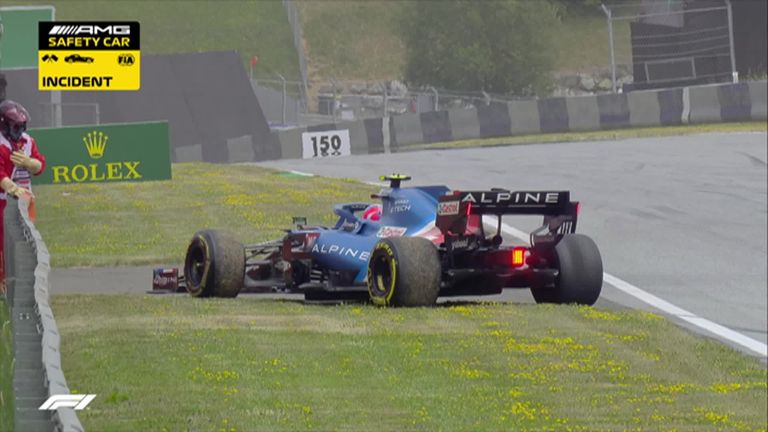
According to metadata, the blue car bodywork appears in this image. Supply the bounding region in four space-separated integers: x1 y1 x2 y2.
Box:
307 185 449 285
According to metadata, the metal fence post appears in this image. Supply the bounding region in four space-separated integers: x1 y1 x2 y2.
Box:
431 87 439 111
725 0 738 83
601 4 617 93
331 79 338 122
282 0 309 114
277 73 287 125
383 81 388 116
46 103 54 127
51 92 63 127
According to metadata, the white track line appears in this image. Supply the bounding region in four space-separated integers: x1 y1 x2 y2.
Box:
482 216 768 357
287 170 315 177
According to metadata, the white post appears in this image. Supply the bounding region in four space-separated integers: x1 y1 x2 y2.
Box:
331 79 338 122
601 4 618 93
52 91 62 127
277 73 287 125
725 0 738 83
383 82 388 117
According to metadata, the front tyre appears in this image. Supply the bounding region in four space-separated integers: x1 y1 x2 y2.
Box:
531 234 603 305
367 237 441 307
184 229 245 298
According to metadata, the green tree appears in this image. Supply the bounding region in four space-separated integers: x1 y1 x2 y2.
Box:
400 0 560 95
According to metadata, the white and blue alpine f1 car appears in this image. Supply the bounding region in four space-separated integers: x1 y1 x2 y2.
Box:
183 175 603 306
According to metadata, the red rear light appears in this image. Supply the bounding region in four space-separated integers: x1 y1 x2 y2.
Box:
512 247 526 267
466 202 472 216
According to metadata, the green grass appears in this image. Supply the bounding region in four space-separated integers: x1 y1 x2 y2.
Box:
3 0 631 84
4 0 300 80
408 121 768 151
554 14 631 73
33 123 766 268
299 2 630 82
53 295 768 431
0 299 13 432
299 1 405 82
33 164 376 268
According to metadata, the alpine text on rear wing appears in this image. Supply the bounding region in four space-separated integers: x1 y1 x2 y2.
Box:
436 190 580 239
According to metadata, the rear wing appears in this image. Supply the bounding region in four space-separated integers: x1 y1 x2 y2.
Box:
436 190 580 239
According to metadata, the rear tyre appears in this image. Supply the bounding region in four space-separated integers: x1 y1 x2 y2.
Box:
367 237 441 307
531 234 603 305
184 229 245 298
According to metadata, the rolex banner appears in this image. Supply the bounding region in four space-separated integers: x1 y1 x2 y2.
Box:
28 121 171 185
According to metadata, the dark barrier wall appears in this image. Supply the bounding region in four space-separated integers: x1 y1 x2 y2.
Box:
477 102 512 138
537 98 569 133
733 0 767 76
657 88 685 125
2 68 50 128
4 200 84 431
597 93 630 129
717 82 751 121
1 51 278 162
420 110 452 143
274 80 767 159
0 72 7 101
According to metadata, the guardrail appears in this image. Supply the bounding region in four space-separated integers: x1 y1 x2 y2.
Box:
4 199 83 432
271 80 767 159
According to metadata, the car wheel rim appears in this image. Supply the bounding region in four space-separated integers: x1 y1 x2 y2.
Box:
370 254 394 300
186 238 209 291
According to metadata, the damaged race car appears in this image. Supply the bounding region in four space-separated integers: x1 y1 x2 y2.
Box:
177 175 603 307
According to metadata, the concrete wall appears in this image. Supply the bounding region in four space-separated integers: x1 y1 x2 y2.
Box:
274 81 766 160
4 201 83 432
253 83 301 126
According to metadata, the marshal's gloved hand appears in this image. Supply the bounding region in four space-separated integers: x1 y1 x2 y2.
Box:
0 177 34 199
10 150 43 174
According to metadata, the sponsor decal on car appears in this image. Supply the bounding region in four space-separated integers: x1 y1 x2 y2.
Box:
438 200 460 215
152 268 179 291
312 243 370 262
377 226 408 238
388 198 411 213
451 238 470 249
460 191 562 205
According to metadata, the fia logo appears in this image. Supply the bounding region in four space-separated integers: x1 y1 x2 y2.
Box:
117 53 135 66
